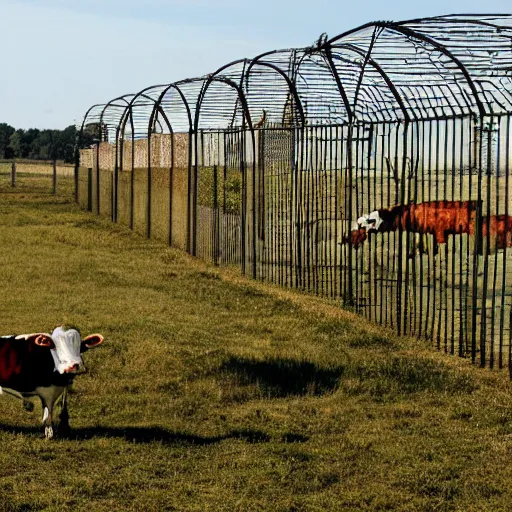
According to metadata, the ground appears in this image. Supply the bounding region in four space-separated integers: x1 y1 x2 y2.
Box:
0 177 512 511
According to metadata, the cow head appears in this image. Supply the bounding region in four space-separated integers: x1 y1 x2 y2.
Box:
347 210 383 248
18 327 104 374
354 210 383 232
49 326 104 374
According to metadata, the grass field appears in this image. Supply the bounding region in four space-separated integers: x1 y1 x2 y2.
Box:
2 178 512 511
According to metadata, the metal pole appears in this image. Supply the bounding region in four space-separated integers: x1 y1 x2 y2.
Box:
87 168 92 212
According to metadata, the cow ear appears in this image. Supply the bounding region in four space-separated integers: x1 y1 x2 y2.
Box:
81 334 104 352
16 333 55 349
34 334 55 349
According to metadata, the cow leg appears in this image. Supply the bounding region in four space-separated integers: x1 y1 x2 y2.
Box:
41 403 54 439
37 386 67 439
55 389 70 437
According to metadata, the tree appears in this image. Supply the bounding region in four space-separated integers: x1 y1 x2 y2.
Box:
8 130 22 158
0 123 15 158
1 123 88 163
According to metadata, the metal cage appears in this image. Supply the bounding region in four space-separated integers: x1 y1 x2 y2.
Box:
77 14 512 371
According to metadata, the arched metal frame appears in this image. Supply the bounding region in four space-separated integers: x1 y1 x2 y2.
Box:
78 15 512 145
77 15 512 372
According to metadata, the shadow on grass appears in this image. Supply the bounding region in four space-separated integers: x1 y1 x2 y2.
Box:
221 356 344 398
0 424 271 445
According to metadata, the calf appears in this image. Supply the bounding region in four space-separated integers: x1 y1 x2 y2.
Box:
0 326 103 439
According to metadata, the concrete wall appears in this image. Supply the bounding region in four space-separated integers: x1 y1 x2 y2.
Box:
79 133 190 171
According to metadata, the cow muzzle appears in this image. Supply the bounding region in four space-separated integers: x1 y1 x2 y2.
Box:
63 363 79 374
62 363 87 375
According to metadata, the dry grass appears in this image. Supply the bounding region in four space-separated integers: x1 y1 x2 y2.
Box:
0 179 512 511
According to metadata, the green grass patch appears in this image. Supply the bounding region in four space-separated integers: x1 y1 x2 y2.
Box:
0 188 512 511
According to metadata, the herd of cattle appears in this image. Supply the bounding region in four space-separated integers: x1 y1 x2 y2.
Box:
0 326 103 439
347 200 512 252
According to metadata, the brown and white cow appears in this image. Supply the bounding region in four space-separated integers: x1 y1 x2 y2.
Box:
350 200 512 253
0 326 103 439
348 200 480 250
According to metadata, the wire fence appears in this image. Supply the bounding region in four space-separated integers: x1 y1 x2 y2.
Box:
0 160 75 194
76 15 512 373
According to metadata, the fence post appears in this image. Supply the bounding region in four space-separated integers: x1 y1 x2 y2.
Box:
87 168 92 212
213 164 219 265
11 160 16 188
52 160 57 194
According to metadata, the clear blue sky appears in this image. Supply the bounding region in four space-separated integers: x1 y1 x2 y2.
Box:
2 0 511 129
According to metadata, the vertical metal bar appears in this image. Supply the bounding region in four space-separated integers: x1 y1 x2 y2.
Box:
480 116 493 367
450 117 457 355
500 115 510 368
471 116 484 365
367 124 374 320
458 117 466 357
186 129 193 254
397 121 409 336
296 126 304 290
392 122 400 330
378 124 386 326
418 121 426 338
402 123 411 336
147 130 152 239
213 164 219 265
304 127 311 292
314 125 320 295
374 124 383 324
87 167 92 212
96 142 101 217
423 120 432 339
258 128 265 280
340 125 348 303
191 130 202 257
328 125 335 299
169 130 175 247
346 125 354 306
251 129 257 280
465 117 475 357
411 122 421 336
130 112 135 231
442 119 449 352
433 120 441 348
289 126 296 289
240 130 247 275
384 124 392 327
354 124 361 311
113 127 120 223
222 132 228 264
490 115 501 368
333 125 340 301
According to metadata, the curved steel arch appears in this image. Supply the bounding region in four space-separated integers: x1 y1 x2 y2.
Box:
245 57 306 127
385 23 486 118
330 42 412 122
321 17 510 119
150 81 194 136
193 74 254 132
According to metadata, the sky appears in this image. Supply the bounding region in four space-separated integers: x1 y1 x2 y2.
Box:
2 0 511 130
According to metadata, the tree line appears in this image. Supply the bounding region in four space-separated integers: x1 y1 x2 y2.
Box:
0 123 96 163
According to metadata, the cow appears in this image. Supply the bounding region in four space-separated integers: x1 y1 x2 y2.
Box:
347 200 480 251
0 325 103 439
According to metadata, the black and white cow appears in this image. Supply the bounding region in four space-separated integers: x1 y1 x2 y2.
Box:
0 326 104 439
